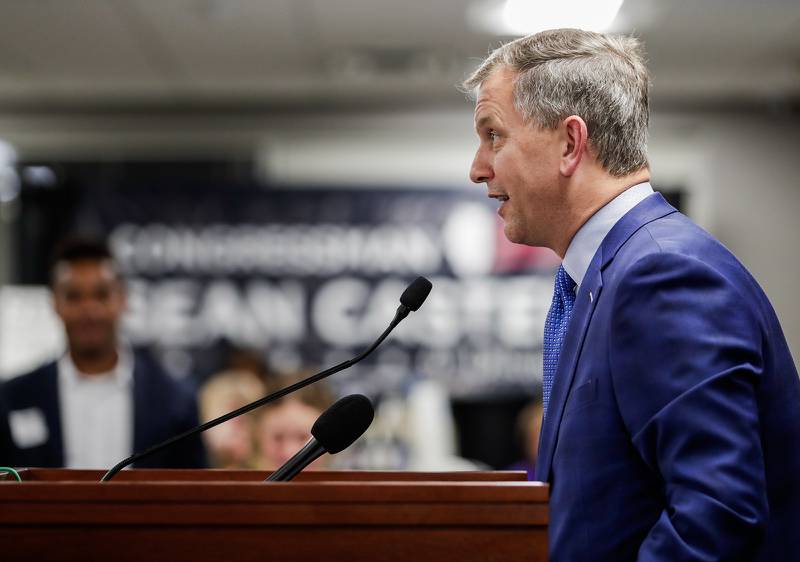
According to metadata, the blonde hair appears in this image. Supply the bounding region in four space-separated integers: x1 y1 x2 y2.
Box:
199 369 266 468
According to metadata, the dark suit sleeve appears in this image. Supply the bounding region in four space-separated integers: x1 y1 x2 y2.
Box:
0 382 14 464
609 252 768 562
173 387 208 469
156 379 208 469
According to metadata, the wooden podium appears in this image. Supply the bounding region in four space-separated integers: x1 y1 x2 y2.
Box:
0 469 548 561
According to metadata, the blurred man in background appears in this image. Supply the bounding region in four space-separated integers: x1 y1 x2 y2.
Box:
0 237 206 469
465 28 800 561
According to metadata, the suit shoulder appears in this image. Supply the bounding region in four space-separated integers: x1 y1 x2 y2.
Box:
615 212 751 281
608 224 775 342
626 211 717 253
2 362 58 395
132 350 197 400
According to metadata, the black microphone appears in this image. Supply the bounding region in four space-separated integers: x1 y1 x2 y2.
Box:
267 394 374 482
100 276 433 482
395 276 433 321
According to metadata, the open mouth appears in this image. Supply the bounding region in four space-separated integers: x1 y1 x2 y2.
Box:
489 193 509 217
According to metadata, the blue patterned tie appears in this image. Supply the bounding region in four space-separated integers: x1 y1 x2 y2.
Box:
543 265 577 420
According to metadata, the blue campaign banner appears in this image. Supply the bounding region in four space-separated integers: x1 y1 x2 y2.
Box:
22 175 561 398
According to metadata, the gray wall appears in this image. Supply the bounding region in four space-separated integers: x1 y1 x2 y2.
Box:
0 108 797 364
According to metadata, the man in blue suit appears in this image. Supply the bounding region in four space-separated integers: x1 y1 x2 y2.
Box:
0 237 206 469
465 29 800 561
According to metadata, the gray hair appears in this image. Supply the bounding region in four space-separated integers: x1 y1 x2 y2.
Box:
463 29 650 177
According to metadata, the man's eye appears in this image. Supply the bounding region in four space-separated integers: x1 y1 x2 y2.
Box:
488 130 498 142
95 288 111 302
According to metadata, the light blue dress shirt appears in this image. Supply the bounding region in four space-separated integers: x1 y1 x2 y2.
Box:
562 182 655 289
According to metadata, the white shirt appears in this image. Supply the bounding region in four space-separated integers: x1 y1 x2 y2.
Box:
562 182 655 289
58 348 134 468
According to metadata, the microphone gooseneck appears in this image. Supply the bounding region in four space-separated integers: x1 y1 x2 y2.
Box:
265 439 325 482
267 394 374 482
100 277 432 482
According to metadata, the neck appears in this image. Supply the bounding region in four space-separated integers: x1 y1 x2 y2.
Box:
70 348 119 376
552 168 650 258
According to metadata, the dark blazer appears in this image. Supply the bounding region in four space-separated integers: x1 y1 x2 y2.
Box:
0 350 207 469
536 193 800 562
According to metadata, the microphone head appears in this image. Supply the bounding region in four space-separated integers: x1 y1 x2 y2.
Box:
311 394 374 454
399 277 433 312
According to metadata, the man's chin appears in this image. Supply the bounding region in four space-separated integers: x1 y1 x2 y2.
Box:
503 223 526 245
70 342 116 359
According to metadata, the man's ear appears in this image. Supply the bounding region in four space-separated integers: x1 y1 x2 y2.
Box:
560 115 588 177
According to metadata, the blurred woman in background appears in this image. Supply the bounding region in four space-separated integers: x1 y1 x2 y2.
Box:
199 369 266 469
253 375 334 472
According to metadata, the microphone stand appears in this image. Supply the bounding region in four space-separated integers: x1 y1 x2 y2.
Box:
100 304 411 481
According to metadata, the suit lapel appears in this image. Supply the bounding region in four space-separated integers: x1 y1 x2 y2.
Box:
132 355 150 457
42 363 65 466
535 193 678 482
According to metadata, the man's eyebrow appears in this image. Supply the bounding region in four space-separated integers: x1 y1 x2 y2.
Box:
475 115 493 129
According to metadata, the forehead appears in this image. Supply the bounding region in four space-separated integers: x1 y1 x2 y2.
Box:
54 259 119 287
474 67 518 121
261 400 319 428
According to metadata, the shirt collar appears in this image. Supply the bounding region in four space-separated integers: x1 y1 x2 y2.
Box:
58 346 134 389
562 182 654 287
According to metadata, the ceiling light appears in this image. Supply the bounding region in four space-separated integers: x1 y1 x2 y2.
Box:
468 0 625 36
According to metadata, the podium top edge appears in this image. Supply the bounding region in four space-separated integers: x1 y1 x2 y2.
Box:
4 468 533 483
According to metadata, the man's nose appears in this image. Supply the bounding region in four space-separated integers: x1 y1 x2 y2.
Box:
470 148 493 184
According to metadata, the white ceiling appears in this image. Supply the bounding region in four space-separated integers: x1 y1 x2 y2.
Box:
0 0 796 111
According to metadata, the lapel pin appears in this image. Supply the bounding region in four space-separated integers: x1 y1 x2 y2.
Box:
589 291 593 302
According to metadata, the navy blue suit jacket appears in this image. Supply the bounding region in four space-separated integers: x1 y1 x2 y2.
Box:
0 351 207 469
536 193 800 561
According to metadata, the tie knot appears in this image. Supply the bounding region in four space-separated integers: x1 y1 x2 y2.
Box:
555 265 576 299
